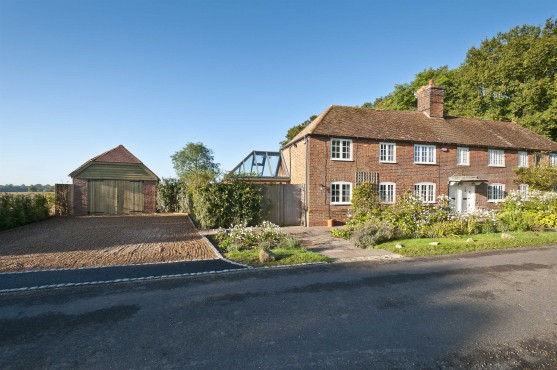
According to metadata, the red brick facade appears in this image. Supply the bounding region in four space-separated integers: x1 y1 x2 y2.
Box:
280 82 557 227
285 137 531 226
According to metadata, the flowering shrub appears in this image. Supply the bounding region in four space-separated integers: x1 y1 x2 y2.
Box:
215 221 297 251
333 190 493 247
498 190 557 230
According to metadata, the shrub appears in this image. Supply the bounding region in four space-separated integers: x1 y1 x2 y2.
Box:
351 183 382 219
0 193 54 231
156 177 190 213
330 228 353 239
192 180 265 229
481 219 498 234
350 219 398 248
498 190 557 230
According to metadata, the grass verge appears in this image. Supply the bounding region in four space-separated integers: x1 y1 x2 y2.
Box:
378 231 557 257
225 248 330 267
206 235 330 267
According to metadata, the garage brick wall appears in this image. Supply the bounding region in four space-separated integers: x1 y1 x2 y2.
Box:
72 179 88 215
143 180 157 213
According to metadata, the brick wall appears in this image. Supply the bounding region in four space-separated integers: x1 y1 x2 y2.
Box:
143 180 157 213
282 140 308 185
72 178 88 215
304 137 525 226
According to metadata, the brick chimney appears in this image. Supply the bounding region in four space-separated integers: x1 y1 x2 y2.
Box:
416 80 445 118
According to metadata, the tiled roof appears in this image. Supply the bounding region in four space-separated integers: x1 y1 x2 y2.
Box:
285 105 557 151
92 145 142 163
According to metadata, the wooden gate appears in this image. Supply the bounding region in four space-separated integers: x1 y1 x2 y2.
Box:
263 184 304 226
88 180 144 215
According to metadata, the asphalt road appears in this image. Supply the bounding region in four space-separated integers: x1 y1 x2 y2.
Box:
1 246 556 369
0 259 246 292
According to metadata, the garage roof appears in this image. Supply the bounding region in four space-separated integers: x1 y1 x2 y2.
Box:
69 145 159 180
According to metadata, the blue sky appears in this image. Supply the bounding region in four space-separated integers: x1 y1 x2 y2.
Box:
0 0 555 184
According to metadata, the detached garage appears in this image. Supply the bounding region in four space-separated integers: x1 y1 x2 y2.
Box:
70 145 159 215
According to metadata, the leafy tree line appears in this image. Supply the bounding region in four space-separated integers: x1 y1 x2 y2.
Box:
366 18 557 140
0 184 54 192
280 19 557 145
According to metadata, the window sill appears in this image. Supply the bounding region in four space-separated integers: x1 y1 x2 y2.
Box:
488 165 506 168
331 202 351 206
379 161 397 164
330 158 353 162
414 162 437 165
457 164 470 166
487 199 505 203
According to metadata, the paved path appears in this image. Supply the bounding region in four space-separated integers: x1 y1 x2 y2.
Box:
282 226 401 262
0 259 246 292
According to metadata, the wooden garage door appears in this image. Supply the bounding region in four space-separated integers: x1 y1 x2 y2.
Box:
88 180 144 215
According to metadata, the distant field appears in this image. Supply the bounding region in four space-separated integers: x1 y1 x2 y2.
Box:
1 192 55 195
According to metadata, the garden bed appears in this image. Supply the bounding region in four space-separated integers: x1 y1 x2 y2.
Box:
207 222 330 267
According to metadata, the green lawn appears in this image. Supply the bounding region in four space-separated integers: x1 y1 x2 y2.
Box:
378 231 557 257
224 248 330 267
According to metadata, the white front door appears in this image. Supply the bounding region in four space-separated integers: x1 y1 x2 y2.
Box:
449 184 475 214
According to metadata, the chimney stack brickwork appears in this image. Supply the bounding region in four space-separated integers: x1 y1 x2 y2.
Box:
416 80 445 118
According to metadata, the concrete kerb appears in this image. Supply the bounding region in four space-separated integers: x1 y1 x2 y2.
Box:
197 226 251 269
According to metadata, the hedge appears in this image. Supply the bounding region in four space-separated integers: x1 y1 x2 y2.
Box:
0 193 55 231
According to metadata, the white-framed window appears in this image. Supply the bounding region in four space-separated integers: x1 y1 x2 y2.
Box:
330 181 352 205
331 138 352 161
487 184 505 202
550 153 557 167
457 147 469 166
413 182 436 203
414 144 436 164
518 151 528 167
379 182 396 204
518 184 529 193
488 149 505 167
379 142 396 163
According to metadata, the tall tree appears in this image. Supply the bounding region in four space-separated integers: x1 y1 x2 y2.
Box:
451 19 557 138
280 115 318 147
171 142 220 189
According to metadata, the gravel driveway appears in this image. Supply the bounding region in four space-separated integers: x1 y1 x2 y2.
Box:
0 214 218 272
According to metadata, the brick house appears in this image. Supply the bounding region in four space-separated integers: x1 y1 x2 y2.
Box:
281 82 557 227
69 145 159 215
